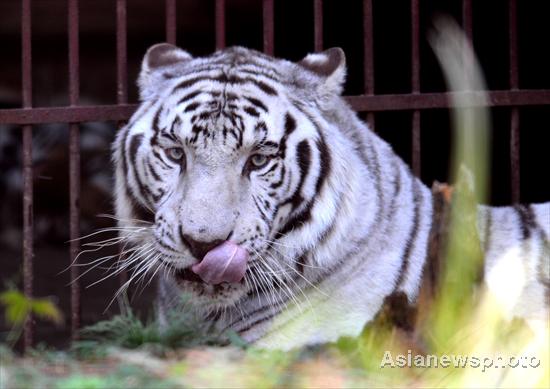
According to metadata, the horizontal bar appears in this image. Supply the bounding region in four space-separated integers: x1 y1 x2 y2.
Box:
0 104 137 124
346 90 550 111
1 90 550 125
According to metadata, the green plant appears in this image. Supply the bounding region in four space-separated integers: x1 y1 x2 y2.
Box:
77 302 224 354
0 288 62 347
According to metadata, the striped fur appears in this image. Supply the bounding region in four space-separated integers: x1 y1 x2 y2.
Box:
112 44 549 350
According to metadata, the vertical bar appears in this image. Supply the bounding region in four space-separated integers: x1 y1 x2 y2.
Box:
21 0 34 351
117 0 129 286
313 0 323 51
462 0 473 42
116 0 127 105
215 0 226 50
411 0 421 177
363 0 375 129
509 0 520 202
263 0 274 55
68 0 81 341
165 0 176 44
462 0 473 89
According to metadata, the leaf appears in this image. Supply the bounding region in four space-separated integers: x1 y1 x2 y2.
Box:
31 299 63 325
0 290 31 325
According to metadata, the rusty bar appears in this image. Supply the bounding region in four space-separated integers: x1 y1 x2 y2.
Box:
21 0 34 351
166 0 176 44
509 0 520 202
509 0 519 90
117 0 129 286
411 0 421 176
215 0 226 50
462 0 473 89
263 0 274 55
2 89 550 125
314 0 323 51
363 0 375 129
116 0 127 105
346 90 550 111
68 0 81 341
462 0 473 42
0 104 138 124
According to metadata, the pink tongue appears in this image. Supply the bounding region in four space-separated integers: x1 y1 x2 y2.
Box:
191 241 249 284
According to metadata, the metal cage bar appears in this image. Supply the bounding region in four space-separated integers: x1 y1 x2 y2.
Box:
1 90 549 125
68 0 81 341
263 0 274 55
509 0 520 203
216 0 226 50
363 0 375 129
21 0 34 351
166 0 176 44
314 0 323 52
116 0 128 106
116 0 129 286
411 0 421 176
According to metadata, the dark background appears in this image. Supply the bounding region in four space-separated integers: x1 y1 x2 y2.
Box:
1 0 549 348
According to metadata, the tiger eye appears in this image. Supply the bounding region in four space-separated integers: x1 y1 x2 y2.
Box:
167 147 184 162
250 154 268 168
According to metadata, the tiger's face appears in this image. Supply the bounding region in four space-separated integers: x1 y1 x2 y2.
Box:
114 44 344 308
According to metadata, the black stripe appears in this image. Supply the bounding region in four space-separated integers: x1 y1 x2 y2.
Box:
184 102 201 113
152 107 162 137
147 161 162 182
244 96 268 112
518 204 549 305
269 165 286 189
243 106 260 117
394 178 422 290
276 142 313 237
174 76 212 92
178 90 201 105
285 141 311 209
278 113 296 160
129 134 155 209
243 77 278 96
173 74 278 96
483 209 492 254
120 127 130 179
314 134 331 194
129 134 143 174
252 195 270 225
515 204 535 240
259 161 280 178
365 137 384 224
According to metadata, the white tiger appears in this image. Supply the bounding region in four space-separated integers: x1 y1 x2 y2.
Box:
112 43 549 350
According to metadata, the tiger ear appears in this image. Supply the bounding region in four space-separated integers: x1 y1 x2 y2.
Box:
138 43 193 101
298 47 347 96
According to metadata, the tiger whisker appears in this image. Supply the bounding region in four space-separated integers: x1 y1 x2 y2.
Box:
264 241 324 270
262 253 312 312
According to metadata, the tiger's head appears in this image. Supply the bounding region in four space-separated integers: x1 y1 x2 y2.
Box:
113 44 349 309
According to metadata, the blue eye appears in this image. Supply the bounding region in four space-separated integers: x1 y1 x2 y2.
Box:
167 147 184 162
250 154 268 168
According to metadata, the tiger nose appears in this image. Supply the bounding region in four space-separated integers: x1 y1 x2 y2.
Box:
180 234 225 261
